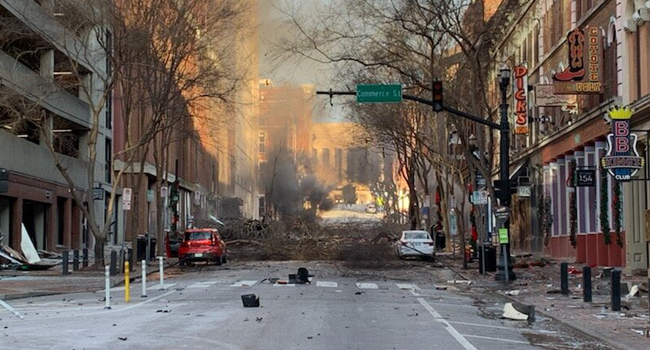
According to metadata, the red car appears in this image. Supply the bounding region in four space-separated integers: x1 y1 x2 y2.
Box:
179 229 227 265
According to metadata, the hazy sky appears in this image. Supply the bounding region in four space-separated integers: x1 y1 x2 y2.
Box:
258 0 346 122
258 0 329 86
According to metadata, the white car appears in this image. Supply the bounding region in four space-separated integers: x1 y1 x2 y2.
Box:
395 230 435 260
365 204 377 213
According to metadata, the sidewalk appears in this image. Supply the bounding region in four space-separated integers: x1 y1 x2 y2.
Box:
441 254 650 350
0 259 177 301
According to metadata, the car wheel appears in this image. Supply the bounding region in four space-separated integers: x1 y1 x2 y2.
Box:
215 255 222 266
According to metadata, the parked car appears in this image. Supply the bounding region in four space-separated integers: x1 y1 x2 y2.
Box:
179 228 227 265
395 230 435 261
365 203 377 213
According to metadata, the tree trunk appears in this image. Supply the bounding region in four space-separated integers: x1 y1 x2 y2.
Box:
407 174 418 230
94 235 105 267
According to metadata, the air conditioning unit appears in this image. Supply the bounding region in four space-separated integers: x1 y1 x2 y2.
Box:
624 18 638 33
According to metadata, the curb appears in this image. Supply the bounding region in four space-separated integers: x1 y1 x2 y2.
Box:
0 261 177 302
446 264 629 350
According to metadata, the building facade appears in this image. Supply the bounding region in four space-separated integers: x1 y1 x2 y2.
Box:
488 0 649 274
0 0 113 253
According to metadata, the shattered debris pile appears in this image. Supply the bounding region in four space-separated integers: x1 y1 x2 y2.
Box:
224 219 405 267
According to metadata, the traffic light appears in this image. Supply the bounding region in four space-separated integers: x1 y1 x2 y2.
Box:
432 81 443 112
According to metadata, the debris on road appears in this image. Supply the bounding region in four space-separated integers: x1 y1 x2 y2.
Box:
447 280 472 286
503 302 535 322
118 337 127 341
435 285 447 290
241 294 260 307
625 285 639 300
505 290 521 296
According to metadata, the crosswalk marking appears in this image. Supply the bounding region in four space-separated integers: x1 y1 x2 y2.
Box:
316 281 338 288
187 281 218 289
396 283 421 290
230 280 258 287
356 282 378 289
273 283 296 287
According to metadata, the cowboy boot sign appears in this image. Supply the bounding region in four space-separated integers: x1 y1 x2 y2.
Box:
553 27 602 94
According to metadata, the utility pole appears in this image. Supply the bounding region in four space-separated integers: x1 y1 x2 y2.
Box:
317 72 516 282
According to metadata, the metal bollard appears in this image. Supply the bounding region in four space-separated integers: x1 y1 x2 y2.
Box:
119 249 126 273
583 266 592 302
141 260 147 298
560 262 569 296
72 250 79 271
62 251 69 275
82 248 88 268
611 269 621 312
159 256 164 289
128 248 134 272
124 261 130 303
110 250 117 276
104 265 111 309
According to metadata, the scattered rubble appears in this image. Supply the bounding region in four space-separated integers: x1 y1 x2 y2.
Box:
503 302 535 322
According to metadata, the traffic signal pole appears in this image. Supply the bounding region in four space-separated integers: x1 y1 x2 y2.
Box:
317 76 516 282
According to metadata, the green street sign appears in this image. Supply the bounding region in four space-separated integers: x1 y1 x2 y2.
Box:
356 84 402 103
499 228 509 244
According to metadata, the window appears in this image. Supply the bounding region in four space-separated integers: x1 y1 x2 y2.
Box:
105 138 112 183
258 132 266 153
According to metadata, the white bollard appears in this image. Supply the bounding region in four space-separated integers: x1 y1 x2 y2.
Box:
158 256 164 289
104 266 111 309
141 260 147 298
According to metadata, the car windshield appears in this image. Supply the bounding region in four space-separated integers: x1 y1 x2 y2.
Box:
185 231 212 241
404 231 429 240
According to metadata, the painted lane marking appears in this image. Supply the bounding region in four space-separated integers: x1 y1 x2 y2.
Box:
461 334 529 344
273 283 296 287
356 283 378 289
395 283 421 290
414 293 477 350
447 321 512 330
230 280 258 287
19 290 177 321
316 281 338 288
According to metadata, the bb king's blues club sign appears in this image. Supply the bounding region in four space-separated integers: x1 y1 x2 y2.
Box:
601 107 644 181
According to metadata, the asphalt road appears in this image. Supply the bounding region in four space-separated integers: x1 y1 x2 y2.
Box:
0 261 585 350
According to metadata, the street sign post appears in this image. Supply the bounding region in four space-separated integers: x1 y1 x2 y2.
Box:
356 84 402 103
122 188 132 211
472 190 489 204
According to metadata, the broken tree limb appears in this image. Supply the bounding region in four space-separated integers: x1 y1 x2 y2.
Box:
225 239 263 246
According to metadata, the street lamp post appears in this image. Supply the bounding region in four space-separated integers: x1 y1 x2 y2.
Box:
495 66 516 282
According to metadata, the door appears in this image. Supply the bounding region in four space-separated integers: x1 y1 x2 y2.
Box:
624 172 648 272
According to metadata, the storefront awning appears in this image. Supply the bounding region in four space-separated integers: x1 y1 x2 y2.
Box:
509 159 530 182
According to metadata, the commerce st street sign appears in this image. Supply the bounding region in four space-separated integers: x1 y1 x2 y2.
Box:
356 84 402 103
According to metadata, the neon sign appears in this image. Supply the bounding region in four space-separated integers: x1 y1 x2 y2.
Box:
601 107 644 181
513 65 528 135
